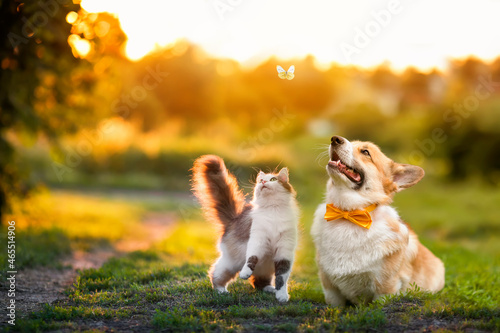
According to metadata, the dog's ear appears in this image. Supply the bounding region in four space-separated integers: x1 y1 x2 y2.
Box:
391 163 424 191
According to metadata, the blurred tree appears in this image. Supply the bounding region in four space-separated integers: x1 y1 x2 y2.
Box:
0 0 126 224
1 0 78 224
332 102 387 141
134 45 216 131
400 67 432 107
369 64 400 92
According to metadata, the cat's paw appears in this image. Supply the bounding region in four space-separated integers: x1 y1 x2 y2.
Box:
263 285 276 293
215 286 229 294
275 290 289 302
239 266 252 280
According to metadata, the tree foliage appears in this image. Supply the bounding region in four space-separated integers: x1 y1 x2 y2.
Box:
0 0 125 223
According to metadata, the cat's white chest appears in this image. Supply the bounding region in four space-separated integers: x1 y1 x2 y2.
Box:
250 204 298 246
251 206 293 230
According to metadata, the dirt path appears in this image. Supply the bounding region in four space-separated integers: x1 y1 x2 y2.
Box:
115 212 176 252
1 212 176 320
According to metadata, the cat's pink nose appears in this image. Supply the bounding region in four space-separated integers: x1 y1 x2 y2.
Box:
261 180 267 184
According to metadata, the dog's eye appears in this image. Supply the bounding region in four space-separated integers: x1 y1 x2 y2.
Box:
361 149 371 157
270 177 277 182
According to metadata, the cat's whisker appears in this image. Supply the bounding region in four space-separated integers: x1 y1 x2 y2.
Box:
251 166 262 174
242 182 256 191
273 161 284 174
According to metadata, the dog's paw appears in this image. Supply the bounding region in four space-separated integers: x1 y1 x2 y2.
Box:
263 285 276 293
239 266 252 280
275 290 289 302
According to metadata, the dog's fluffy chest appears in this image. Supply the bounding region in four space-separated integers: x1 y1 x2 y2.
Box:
312 204 407 277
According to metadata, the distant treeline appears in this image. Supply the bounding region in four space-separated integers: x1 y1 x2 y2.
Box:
107 44 500 182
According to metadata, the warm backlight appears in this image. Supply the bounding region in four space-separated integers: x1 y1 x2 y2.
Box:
80 0 500 70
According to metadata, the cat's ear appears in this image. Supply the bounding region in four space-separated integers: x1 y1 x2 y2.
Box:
258 171 265 179
277 168 289 182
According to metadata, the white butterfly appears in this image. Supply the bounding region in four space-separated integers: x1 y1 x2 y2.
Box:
277 65 295 80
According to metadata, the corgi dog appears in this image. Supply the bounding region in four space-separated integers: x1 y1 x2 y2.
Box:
311 136 445 306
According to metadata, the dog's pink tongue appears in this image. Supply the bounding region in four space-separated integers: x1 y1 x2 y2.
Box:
346 170 361 182
329 160 361 182
340 164 361 182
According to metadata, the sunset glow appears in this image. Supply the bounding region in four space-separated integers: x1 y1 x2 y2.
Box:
68 34 91 58
81 0 500 70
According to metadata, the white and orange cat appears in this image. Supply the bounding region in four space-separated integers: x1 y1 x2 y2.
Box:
192 155 299 302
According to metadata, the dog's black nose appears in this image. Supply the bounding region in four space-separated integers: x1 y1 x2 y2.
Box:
331 136 344 146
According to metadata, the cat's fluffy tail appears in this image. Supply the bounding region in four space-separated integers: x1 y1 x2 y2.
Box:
192 155 245 231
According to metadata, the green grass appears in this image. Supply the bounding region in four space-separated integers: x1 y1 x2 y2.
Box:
1 180 499 332
394 179 500 256
0 228 71 270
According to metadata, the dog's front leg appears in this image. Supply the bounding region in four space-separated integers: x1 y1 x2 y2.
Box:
319 267 346 306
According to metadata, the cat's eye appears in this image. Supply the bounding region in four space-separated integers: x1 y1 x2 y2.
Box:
361 149 371 157
270 177 277 182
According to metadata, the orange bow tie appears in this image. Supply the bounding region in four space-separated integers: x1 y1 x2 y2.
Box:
324 204 377 229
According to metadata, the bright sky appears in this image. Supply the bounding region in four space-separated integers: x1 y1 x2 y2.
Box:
81 0 500 71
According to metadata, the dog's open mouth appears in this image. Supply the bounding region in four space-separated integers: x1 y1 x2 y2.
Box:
328 152 362 183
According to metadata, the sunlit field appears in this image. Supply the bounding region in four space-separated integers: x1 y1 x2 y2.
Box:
2 151 499 331
2 114 500 331
2 0 500 332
